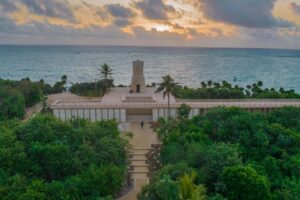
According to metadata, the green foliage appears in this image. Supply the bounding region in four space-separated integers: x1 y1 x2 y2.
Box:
176 80 300 99
177 104 192 120
70 79 113 97
186 143 242 192
221 165 271 200
156 75 180 117
152 162 194 182
139 171 207 200
0 76 67 120
138 175 180 200
202 107 269 160
143 107 300 199
52 75 68 94
178 172 206 200
274 178 300 200
16 79 43 107
99 63 113 94
267 107 300 130
0 78 42 107
0 87 25 120
64 165 124 199
0 115 128 199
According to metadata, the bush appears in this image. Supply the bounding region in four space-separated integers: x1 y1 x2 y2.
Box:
176 81 300 99
0 86 25 120
221 165 271 200
16 79 43 107
70 79 113 97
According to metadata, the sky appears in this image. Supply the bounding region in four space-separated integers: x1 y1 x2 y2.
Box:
1 0 300 49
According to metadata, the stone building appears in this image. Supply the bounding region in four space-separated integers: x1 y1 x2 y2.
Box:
131 60 145 93
50 60 300 123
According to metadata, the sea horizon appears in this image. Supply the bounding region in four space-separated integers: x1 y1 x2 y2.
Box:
1 45 300 92
1 44 300 51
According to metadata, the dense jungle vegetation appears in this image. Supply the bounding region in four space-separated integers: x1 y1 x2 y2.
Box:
139 106 300 200
0 76 67 120
0 115 128 200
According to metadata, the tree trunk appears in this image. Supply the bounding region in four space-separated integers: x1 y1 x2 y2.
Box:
105 76 108 93
167 93 170 118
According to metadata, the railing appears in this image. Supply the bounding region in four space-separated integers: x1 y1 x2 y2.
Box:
50 99 300 109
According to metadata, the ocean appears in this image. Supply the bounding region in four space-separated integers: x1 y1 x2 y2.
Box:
0 45 300 92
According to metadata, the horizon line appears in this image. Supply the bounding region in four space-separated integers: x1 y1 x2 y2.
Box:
0 43 299 51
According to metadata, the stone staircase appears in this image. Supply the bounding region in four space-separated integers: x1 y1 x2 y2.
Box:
119 148 150 200
118 123 160 200
129 148 150 179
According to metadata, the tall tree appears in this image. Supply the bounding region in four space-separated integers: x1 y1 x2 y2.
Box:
99 63 113 93
222 165 271 200
156 75 179 118
178 172 206 200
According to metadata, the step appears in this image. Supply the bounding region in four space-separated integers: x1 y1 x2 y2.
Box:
133 166 148 171
130 154 147 160
129 169 149 174
129 149 149 154
129 152 147 156
132 173 148 179
131 160 147 165
130 157 147 162
131 148 151 151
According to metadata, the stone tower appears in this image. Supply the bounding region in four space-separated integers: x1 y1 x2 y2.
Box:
131 60 145 93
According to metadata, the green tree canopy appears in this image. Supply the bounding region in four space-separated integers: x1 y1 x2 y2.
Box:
221 165 271 200
0 115 128 199
0 86 25 120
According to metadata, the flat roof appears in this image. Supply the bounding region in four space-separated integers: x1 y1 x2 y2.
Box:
50 89 300 109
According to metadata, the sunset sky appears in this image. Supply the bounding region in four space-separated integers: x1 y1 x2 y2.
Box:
1 0 300 48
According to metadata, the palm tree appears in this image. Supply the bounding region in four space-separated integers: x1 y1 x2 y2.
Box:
98 63 113 93
207 80 213 87
179 172 207 200
200 81 207 88
155 75 179 118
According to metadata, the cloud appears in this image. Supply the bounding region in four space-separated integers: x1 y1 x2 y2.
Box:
291 2 300 15
0 14 133 44
106 4 134 18
114 18 132 27
105 4 135 27
186 0 291 28
0 1 18 12
0 15 18 32
20 0 76 22
133 0 179 20
0 0 300 48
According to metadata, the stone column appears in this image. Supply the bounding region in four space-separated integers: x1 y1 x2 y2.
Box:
131 60 145 93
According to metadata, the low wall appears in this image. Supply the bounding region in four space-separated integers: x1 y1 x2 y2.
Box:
153 108 201 121
53 108 126 123
50 99 300 122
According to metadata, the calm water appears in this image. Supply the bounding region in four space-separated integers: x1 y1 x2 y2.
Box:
0 45 300 91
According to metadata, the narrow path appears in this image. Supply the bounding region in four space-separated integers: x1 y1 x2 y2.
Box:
24 102 43 121
119 123 159 200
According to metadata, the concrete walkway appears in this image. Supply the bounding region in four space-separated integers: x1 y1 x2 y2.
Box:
119 123 159 200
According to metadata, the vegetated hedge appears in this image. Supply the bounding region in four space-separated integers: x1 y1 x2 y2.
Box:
176 81 300 99
0 115 128 199
70 79 113 97
139 107 300 200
